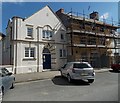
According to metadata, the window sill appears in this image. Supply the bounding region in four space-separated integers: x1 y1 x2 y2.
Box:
25 37 34 39
42 38 54 41
60 57 67 59
23 58 36 61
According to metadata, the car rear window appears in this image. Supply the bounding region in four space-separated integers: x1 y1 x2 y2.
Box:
73 63 91 68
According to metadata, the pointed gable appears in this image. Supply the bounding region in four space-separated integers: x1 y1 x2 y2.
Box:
24 5 64 29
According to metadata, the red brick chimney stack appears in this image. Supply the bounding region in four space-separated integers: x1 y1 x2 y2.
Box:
56 8 64 15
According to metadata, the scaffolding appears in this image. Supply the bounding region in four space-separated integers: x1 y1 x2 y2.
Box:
65 10 120 68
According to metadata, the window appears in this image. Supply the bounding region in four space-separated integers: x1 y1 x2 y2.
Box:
25 47 35 58
42 30 53 39
61 34 64 40
88 37 96 45
25 48 29 57
43 30 45 38
99 37 105 45
30 48 35 57
63 49 66 57
59 49 66 57
100 27 104 32
0 68 10 77
80 36 86 44
117 39 120 44
27 27 33 37
73 63 91 68
50 31 53 37
60 49 62 57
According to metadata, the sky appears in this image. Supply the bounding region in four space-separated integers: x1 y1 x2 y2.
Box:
1 2 119 34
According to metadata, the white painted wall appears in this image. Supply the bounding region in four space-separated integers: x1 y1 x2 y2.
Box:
117 35 120 55
5 6 67 74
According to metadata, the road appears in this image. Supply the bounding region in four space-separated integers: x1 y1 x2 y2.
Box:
2 71 119 101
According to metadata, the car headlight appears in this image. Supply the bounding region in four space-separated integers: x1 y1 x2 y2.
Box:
93 72 95 76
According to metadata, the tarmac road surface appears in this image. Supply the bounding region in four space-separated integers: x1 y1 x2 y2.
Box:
2 71 119 101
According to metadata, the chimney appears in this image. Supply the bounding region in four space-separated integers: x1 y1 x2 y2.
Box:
90 11 99 21
56 8 64 15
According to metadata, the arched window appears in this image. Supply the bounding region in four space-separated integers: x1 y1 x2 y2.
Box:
42 25 53 39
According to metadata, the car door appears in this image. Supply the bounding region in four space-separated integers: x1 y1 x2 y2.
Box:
3 68 13 89
63 63 72 77
1 68 10 91
61 64 67 76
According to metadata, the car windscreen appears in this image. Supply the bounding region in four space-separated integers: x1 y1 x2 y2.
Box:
73 63 91 68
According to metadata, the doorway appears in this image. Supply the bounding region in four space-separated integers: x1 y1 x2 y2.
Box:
42 48 51 69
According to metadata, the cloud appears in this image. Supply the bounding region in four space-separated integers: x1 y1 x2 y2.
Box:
100 12 109 20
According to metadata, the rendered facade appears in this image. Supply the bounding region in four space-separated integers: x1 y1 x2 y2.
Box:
0 33 5 65
3 6 67 74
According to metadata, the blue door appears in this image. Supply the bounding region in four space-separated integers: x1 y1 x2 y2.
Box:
43 54 51 69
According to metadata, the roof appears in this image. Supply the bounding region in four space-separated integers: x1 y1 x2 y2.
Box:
0 32 5 37
6 6 66 30
23 5 66 30
12 16 24 20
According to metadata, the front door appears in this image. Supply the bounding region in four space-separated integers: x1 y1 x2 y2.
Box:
43 54 51 69
42 48 51 69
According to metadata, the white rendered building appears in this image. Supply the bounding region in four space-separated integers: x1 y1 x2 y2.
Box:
3 6 67 74
0 33 5 65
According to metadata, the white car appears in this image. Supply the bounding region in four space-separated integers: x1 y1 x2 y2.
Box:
59 62 95 83
0 68 15 101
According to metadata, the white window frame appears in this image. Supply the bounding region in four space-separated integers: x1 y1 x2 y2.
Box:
42 30 53 39
63 49 66 57
27 27 33 38
59 49 66 58
25 47 35 58
61 33 64 40
60 49 62 57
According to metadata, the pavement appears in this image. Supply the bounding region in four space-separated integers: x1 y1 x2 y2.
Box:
14 68 111 83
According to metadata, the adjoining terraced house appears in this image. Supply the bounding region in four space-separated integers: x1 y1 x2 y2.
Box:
0 33 5 65
2 6 67 74
56 8 120 68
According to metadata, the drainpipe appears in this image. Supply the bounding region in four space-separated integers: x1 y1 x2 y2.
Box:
14 17 18 74
37 27 39 72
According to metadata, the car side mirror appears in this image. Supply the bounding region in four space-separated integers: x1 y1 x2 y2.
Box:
7 72 13 76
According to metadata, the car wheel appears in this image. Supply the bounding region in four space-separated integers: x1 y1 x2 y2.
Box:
1 87 4 96
10 81 15 89
0 90 2 102
88 79 94 83
0 87 4 102
67 74 72 83
113 69 119 72
60 70 64 77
